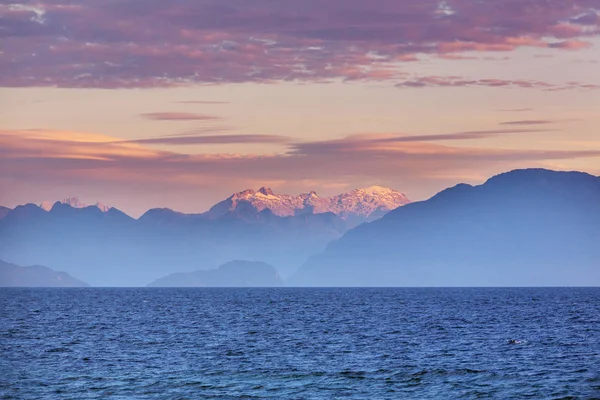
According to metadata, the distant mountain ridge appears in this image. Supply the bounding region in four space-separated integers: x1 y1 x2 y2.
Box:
1 184 407 286
6 169 597 287
39 197 110 212
32 186 409 222
291 169 600 287
206 186 410 220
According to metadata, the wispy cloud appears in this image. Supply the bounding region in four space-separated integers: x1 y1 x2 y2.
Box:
377 129 555 142
499 119 578 126
2 129 598 202
1 0 599 88
157 127 234 138
290 129 555 154
500 120 554 126
140 112 221 121
173 101 230 104
121 134 291 145
395 76 600 91
495 108 534 112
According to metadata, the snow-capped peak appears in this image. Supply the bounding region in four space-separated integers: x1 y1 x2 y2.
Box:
358 186 394 195
258 187 274 196
94 202 110 213
61 197 86 209
39 197 110 212
207 186 411 220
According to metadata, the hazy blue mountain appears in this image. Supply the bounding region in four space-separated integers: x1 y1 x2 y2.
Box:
0 206 10 220
0 185 408 286
0 202 142 286
0 201 347 286
0 259 89 287
147 260 282 287
290 169 600 287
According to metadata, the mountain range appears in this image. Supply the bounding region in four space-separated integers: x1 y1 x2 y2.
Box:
206 186 410 223
39 197 111 213
0 186 408 286
2 169 598 287
290 169 600 287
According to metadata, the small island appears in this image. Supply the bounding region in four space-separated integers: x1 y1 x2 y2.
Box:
147 260 283 287
0 260 89 287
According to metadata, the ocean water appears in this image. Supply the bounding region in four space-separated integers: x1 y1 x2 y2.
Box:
1 288 599 399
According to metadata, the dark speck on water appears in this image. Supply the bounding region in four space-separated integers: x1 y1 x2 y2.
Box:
1 288 599 399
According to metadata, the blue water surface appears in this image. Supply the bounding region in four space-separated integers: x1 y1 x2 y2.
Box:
1 288 599 399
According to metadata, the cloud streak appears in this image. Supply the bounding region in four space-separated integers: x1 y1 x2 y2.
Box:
290 129 556 154
121 134 291 145
500 120 554 126
1 0 599 88
496 108 534 112
173 101 230 105
395 76 600 91
141 112 221 121
2 129 599 208
499 119 579 125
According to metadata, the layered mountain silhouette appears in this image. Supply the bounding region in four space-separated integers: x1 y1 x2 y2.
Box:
0 259 89 287
147 260 282 287
0 186 407 286
290 169 600 287
4 170 597 287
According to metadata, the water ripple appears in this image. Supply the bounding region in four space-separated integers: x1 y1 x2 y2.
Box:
1 287 599 399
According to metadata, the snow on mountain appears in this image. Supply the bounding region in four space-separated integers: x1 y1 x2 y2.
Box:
39 197 110 212
326 186 412 218
94 202 110 212
206 186 411 219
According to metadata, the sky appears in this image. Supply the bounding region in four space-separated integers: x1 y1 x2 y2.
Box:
1 0 600 217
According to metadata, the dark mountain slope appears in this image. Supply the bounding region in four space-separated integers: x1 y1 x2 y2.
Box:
291 169 600 287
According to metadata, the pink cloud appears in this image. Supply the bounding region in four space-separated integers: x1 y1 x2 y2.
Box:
174 101 230 104
121 134 291 145
499 120 554 126
436 54 479 61
140 112 221 121
1 0 599 88
549 40 593 50
395 76 598 90
288 129 558 154
2 128 599 212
